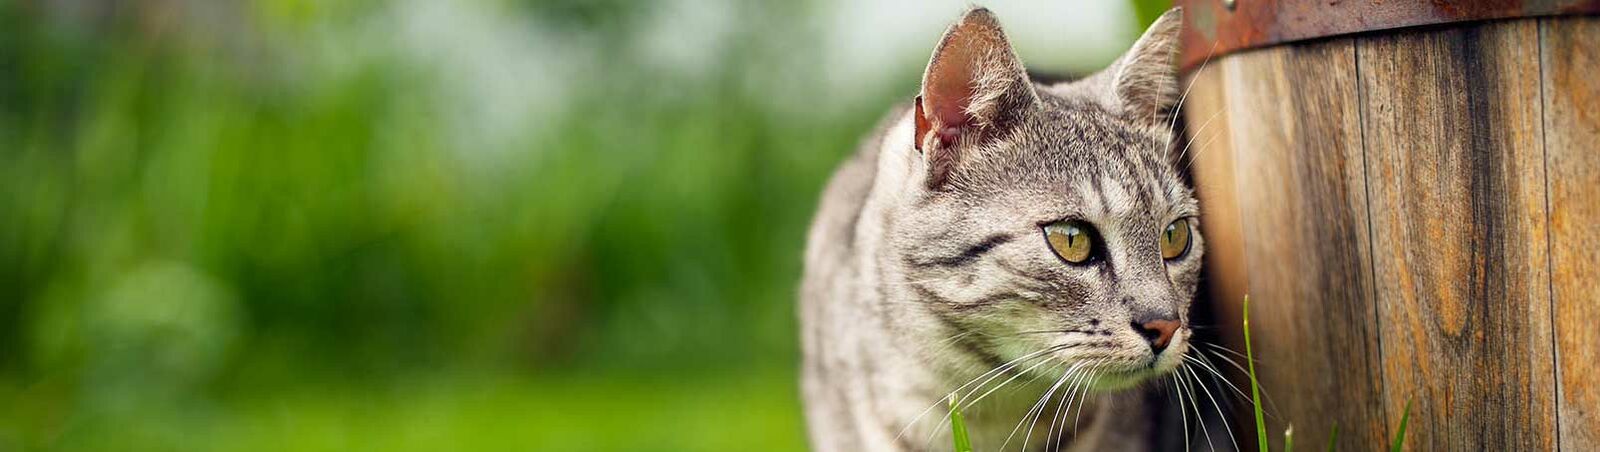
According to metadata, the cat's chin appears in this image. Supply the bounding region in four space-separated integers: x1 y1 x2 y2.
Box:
1067 352 1187 392
1083 366 1177 391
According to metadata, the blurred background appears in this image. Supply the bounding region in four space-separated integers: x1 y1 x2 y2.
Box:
0 0 1167 450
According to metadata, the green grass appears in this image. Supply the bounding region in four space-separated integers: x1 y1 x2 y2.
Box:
0 370 806 451
1391 399 1412 452
1284 424 1294 452
948 393 973 452
1245 295 1270 452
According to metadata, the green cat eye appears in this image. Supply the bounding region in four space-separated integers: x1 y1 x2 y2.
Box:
1160 219 1192 260
1044 220 1096 264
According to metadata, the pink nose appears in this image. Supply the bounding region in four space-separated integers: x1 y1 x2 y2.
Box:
1138 319 1180 353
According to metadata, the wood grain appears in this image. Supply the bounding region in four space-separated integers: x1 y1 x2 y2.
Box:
1541 16 1600 450
1186 15 1600 450
1183 60 1248 357
1207 38 1390 450
1357 20 1557 450
1182 61 1266 451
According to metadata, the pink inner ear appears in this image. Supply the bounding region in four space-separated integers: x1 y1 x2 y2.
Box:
922 10 1013 151
924 61 974 149
916 88 970 150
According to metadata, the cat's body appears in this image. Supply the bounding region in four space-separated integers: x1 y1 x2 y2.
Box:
801 8 1206 452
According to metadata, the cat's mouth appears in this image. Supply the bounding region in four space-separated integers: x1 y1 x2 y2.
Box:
1055 336 1190 391
1077 363 1167 390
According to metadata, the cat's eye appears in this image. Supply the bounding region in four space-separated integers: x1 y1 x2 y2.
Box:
1044 220 1097 264
1160 219 1192 260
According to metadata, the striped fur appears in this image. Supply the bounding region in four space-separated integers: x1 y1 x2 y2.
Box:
800 8 1207 451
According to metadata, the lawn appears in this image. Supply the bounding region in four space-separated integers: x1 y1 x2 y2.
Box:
1 369 805 451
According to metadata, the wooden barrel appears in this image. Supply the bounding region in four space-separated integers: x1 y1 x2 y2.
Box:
1175 0 1600 449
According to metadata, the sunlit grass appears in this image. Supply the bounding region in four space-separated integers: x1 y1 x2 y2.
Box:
1 369 805 451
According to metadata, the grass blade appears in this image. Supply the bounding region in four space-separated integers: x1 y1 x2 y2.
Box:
1326 422 1338 452
1284 424 1294 452
1244 295 1268 452
1390 398 1412 452
949 392 973 452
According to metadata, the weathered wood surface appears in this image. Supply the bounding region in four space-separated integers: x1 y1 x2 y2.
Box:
1183 62 1248 350
1541 16 1600 450
1360 20 1556 450
1186 15 1598 451
1185 37 1387 449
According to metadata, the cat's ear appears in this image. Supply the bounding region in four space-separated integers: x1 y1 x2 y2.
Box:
915 7 1036 188
1105 8 1182 125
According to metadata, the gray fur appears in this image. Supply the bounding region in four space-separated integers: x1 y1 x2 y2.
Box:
800 8 1204 451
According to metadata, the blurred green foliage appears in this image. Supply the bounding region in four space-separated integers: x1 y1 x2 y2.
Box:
0 1 1151 450
1130 0 1177 31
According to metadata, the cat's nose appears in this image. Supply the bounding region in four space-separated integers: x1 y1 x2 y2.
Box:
1134 318 1180 353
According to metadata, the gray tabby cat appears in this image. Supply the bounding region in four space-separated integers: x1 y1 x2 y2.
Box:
800 7 1205 451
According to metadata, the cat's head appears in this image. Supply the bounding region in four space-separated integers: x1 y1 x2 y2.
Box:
889 8 1199 389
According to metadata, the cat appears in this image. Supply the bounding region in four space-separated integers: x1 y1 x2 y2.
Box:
800 7 1209 451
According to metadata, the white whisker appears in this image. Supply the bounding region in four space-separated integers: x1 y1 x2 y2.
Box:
1030 363 1094 452
1180 127 1225 174
1184 361 1238 451
1179 362 1217 451
1184 354 1250 407
1053 358 1108 451
1163 39 1221 159
1070 373 1092 438
1004 361 1083 452
894 344 1066 444
1175 106 1224 166
1200 345 1285 419
1046 365 1084 451
1172 373 1191 452
961 353 1060 411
